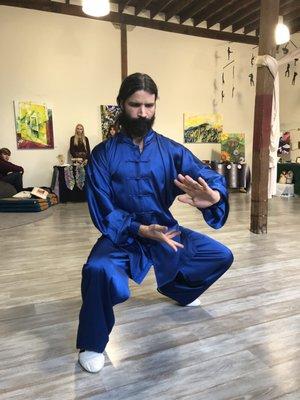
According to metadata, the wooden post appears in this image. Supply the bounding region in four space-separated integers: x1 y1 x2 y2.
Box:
250 0 279 234
120 23 128 80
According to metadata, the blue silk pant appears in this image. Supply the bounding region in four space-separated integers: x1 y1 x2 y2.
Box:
76 232 233 353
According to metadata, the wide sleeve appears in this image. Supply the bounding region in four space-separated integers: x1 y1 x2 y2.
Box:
176 147 229 229
85 146 141 245
69 136 76 158
85 137 91 158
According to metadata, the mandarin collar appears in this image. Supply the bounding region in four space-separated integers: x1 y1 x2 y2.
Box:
117 129 156 146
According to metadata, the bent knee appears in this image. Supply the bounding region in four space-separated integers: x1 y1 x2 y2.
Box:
220 246 234 268
83 258 111 277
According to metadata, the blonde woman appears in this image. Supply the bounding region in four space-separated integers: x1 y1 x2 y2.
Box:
69 124 91 161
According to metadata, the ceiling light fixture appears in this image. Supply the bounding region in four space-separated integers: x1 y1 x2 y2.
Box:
275 16 290 45
82 0 110 18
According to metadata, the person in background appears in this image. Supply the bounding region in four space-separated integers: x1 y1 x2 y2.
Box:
0 148 24 192
69 124 91 162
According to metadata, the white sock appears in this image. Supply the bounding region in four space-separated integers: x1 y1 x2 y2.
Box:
78 351 105 373
185 298 201 307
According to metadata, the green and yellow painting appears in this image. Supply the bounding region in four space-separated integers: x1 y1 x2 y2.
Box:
14 101 54 149
184 113 222 143
220 133 245 163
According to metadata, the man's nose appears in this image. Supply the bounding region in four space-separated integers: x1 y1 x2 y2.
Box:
137 105 147 118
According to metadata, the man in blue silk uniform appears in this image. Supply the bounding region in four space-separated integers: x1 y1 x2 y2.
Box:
77 73 233 373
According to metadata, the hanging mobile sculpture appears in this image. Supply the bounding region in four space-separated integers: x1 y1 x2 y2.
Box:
282 44 289 55
248 73 255 86
292 71 298 85
232 66 235 98
227 46 233 60
285 63 290 77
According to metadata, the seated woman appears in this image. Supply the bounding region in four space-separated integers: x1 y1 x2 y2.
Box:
69 124 91 163
0 148 24 192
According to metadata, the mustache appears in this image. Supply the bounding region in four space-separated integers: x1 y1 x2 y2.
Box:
118 113 155 138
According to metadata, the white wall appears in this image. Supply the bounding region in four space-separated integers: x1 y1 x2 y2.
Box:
128 27 256 164
0 5 299 187
279 32 300 161
0 6 120 186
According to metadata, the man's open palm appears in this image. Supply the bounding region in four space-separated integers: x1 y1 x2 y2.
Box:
174 174 220 209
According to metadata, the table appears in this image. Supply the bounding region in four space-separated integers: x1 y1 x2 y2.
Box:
276 183 294 197
51 165 86 202
210 162 251 191
277 163 300 195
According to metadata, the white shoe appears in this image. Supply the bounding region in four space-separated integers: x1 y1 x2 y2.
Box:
78 351 105 373
185 298 201 307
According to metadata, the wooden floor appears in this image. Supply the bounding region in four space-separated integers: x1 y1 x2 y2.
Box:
0 193 299 400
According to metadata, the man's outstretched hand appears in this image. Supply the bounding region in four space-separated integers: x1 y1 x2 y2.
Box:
138 224 184 252
174 174 220 209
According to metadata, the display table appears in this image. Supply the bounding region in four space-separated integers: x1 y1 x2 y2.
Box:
210 162 251 191
51 165 86 202
277 163 300 195
276 183 294 197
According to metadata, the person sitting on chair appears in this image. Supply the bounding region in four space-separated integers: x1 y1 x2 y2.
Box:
0 148 24 193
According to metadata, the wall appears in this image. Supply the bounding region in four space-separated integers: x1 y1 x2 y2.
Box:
0 6 120 187
279 32 300 162
0 5 299 187
128 26 256 164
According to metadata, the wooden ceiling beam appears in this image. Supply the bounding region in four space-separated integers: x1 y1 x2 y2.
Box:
206 0 257 28
135 0 153 16
164 0 191 22
118 0 133 13
244 20 259 35
290 17 300 34
232 10 259 32
193 0 232 27
244 2 300 35
0 0 259 44
244 0 300 35
220 0 260 30
179 0 212 24
281 4 300 18
149 0 174 19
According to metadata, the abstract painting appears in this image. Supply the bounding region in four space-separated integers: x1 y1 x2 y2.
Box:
14 101 54 149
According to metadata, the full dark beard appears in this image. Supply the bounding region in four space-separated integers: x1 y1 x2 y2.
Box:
118 113 155 139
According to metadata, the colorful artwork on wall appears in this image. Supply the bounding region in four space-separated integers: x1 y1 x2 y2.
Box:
100 105 121 141
14 101 54 149
220 133 245 163
277 131 291 156
184 113 222 143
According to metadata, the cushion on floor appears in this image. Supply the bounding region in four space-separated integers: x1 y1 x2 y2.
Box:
0 197 50 212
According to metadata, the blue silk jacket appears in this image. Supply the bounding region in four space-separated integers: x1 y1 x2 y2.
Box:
86 129 229 287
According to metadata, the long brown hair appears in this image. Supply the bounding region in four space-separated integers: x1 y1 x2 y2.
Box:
74 124 87 149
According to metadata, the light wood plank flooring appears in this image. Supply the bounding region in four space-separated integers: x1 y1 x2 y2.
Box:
0 193 299 400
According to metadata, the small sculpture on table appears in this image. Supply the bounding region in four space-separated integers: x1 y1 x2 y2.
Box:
57 154 68 166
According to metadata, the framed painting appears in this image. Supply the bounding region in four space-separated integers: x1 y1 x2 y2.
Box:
184 113 222 143
100 105 121 141
14 101 54 149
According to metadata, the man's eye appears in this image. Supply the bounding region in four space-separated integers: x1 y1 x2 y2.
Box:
145 104 154 108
